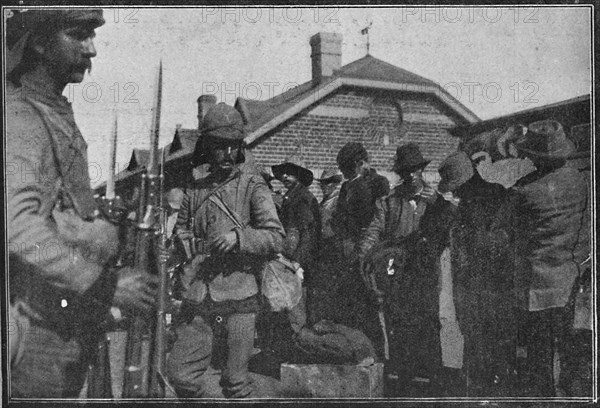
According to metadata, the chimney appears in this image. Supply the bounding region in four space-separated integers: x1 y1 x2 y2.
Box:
197 94 217 129
310 32 342 84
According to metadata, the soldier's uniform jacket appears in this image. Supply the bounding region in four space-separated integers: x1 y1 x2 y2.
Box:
176 162 285 303
6 71 119 326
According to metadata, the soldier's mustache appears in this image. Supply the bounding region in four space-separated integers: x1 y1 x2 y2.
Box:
79 60 92 74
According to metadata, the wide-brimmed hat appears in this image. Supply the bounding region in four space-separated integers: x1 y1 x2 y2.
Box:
514 120 575 160
336 142 369 168
272 156 314 187
317 167 343 184
6 9 105 78
437 151 474 193
393 143 430 173
192 103 246 166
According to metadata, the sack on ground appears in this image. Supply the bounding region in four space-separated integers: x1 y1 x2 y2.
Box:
294 320 378 365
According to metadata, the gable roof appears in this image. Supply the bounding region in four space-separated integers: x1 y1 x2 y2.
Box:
240 54 480 145
127 148 150 171
169 128 199 155
337 54 438 87
94 128 201 190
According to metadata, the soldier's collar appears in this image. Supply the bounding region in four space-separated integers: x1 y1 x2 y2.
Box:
20 69 70 108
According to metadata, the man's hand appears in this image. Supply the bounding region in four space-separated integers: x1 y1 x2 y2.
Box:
113 267 158 315
210 231 238 254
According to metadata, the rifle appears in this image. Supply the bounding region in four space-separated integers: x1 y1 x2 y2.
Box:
87 112 121 399
122 61 170 398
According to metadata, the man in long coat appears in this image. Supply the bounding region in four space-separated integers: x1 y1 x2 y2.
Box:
510 120 589 396
378 143 456 388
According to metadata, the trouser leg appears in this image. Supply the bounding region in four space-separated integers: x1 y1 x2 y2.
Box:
166 315 213 398
10 320 87 398
526 308 556 397
221 313 256 398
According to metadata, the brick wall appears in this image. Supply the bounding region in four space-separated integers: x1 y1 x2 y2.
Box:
249 87 460 197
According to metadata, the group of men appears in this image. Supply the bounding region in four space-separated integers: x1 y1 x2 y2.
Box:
6 8 591 400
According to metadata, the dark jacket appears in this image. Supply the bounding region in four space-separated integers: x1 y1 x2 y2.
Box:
175 162 285 303
278 183 321 271
512 166 588 311
452 179 516 294
332 169 389 260
6 71 119 328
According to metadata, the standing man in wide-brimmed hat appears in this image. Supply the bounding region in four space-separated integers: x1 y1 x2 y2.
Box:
272 157 321 282
6 9 159 397
510 120 590 397
166 103 285 398
377 143 457 390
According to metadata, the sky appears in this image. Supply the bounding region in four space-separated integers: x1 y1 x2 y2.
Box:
47 6 591 186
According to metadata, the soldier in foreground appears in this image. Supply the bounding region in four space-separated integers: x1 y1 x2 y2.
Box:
6 9 157 397
166 103 285 398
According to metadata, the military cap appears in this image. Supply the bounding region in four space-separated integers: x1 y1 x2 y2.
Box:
6 8 105 77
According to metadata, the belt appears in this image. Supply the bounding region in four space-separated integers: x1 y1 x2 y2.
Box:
181 294 260 322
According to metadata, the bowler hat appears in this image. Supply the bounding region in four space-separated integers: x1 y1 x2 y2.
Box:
317 167 343 184
336 142 369 168
514 120 575 160
272 156 314 187
437 151 474 193
393 143 430 173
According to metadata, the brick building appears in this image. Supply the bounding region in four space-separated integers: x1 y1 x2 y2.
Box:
99 31 479 199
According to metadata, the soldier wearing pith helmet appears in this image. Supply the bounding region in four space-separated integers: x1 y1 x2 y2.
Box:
167 102 285 398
